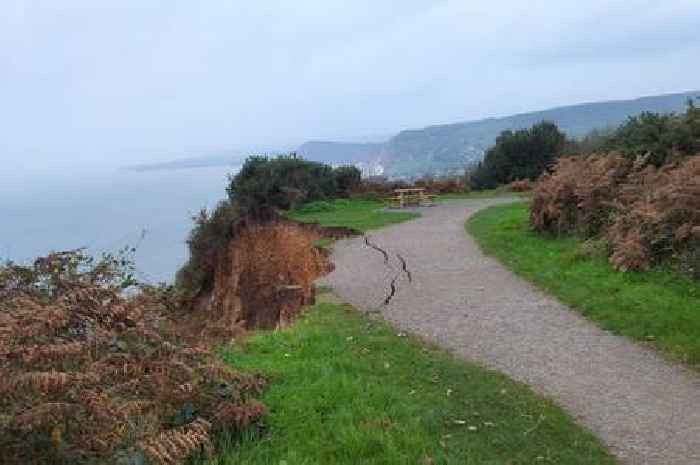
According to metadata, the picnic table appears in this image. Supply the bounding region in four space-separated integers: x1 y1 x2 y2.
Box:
385 187 436 208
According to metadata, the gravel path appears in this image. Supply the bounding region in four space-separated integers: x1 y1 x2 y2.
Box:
319 198 700 465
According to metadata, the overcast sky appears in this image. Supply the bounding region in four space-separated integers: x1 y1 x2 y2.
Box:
2 0 700 172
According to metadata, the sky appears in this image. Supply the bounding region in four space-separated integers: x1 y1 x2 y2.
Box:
2 0 700 176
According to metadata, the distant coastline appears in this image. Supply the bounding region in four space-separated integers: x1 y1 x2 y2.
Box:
122 155 244 172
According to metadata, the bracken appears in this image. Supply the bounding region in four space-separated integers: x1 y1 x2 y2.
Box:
531 153 700 274
0 251 266 465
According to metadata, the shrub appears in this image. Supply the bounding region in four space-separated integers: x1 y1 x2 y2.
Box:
530 154 632 236
470 121 568 190
607 156 700 271
333 165 362 195
531 153 700 274
604 111 678 166
570 98 700 165
0 251 266 465
507 179 533 192
176 200 240 298
414 175 470 194
227 154 344 215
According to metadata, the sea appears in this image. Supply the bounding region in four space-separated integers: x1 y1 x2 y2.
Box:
1 165 239 283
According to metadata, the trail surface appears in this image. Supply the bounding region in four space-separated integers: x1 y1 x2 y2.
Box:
320 198 700 465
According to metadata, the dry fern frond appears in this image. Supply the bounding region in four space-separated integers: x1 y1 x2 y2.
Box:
2 244 271 464
211 400 266 429
11 402 79 432
142 418 212 465
532 154 700 273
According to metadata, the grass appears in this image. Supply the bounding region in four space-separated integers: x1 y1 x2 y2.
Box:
208 295 615 465
467 202 700 367
437 189 526 201
286 199 420 233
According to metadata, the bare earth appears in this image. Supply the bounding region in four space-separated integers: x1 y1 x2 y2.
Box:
319 198 700 465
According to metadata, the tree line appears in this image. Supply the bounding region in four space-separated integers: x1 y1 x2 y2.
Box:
469 98 700 190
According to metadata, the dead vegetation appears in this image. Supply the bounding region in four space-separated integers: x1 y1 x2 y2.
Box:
190 219 330 331
0 249 267 465
350 175 470 201
506 179 534 192
531 153 700 274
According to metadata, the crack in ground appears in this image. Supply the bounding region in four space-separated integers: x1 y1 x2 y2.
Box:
396 253 412 283
364 236 389 264
364 236 414 306
364 235 397 306
383 273 399 306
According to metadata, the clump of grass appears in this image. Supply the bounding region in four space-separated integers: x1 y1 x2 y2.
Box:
207 296 615 465
286 199 419 232
468 202 700 367
293 200 338 214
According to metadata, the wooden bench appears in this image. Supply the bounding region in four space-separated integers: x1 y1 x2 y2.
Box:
384 188 436 208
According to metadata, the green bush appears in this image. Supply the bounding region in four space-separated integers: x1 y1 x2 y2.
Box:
227 155 358 215
333 165 362 195
470 121 568 190
572 98 700 165
176 200 240 296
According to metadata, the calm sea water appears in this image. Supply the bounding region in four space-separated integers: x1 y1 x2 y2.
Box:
1 166 239 283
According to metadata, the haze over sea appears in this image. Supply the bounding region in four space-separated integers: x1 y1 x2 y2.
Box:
2 165 239 283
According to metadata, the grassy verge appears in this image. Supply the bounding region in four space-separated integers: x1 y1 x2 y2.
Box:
286 199 420 233
208 295 615 465
467 202 700 367
438 189 526 201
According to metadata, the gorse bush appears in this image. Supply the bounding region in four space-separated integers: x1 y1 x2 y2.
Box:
333 165 363 194
601 99 700 166
470 99 700 191
470 121 568 190
0 251 266 465
226 154 361 215
563 98 700 164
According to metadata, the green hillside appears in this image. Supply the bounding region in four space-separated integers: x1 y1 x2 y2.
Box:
298 90 699 178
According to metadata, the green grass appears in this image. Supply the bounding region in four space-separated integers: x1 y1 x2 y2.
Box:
286 199 420 233
467 202 700 367
312 237 335 251
208 296 615 465
438 189 526 201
